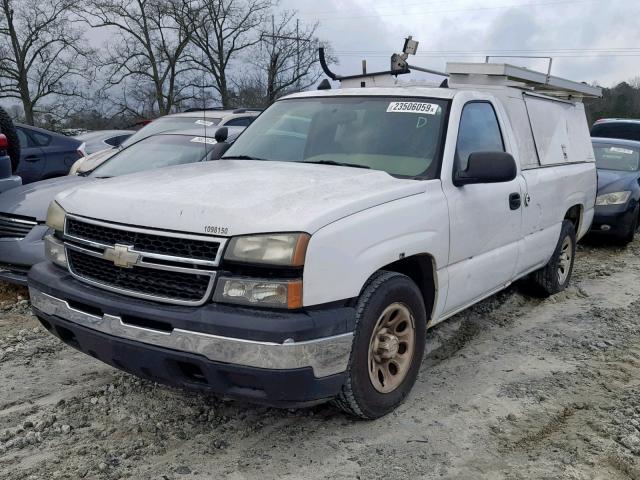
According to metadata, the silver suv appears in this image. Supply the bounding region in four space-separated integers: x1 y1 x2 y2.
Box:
70 109 261 174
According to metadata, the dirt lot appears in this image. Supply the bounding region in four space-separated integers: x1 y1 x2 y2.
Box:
1 237 640 480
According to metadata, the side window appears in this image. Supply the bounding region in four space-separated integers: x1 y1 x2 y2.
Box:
455 102 505 171
31 131 51 146
224 117 253 127
16 128 33 148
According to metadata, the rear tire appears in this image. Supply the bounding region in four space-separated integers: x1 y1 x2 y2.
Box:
529 220 576 297
0 107 20 172
333 271 427 419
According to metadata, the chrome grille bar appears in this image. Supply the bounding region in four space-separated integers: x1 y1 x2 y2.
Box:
61 215 226 306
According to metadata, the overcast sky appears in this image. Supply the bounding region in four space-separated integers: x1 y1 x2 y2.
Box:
278 0 640 87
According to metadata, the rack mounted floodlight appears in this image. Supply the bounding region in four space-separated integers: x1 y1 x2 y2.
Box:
319 36 448 88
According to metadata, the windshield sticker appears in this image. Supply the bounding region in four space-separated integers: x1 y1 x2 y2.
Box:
387 102 440 115
190 137 216 145
610 147 634 155
194 119 214 126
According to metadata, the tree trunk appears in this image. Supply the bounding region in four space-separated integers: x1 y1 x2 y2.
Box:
20 82 34 125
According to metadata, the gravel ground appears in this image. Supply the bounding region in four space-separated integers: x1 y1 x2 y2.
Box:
1 237 640 479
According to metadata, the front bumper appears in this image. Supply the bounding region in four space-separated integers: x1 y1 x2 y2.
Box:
0 225 49 285
590 203 637 236
28 262 356 406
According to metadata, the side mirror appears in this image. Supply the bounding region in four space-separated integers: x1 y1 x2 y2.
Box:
453 151 517 187
214 126 228 143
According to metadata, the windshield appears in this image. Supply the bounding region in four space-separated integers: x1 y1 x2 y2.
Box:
121 116 221 148
594 143 640 171
90 134 214 178
222 97 448 177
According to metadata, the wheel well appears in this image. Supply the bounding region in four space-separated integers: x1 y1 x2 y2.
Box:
564 205 583 233
379 254 436 323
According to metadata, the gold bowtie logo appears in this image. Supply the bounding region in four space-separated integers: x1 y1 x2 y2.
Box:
103 244 140 268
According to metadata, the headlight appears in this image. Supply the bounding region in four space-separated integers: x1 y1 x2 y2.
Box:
224 233 310 266
44 234 67 268
214 277 302 309
596 191 631 206
46 201 66 231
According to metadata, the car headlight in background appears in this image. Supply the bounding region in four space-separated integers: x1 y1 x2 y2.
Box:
595 191 631 206
214 277 302 309
44 234 67 268
224 233 310 266
46 201 67 231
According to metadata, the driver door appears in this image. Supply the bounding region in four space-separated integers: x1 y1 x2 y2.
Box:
443 101 523 314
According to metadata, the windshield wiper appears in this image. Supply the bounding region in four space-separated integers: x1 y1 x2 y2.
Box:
299 160 370 169
221 155 266 161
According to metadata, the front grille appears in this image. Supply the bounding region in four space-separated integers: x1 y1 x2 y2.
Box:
0 214 37 239
66 218 220 261
68 249 211 303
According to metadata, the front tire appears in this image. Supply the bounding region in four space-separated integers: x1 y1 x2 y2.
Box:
618 205 638 245
529 220 576 296
333 271 426 419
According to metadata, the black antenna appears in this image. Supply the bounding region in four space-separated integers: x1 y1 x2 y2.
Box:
201 52 207 151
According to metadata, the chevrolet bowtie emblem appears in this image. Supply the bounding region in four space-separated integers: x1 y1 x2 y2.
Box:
103 244 140 268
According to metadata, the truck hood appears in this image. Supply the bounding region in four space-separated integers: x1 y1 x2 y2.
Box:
57 160 426 235
0 176 95 221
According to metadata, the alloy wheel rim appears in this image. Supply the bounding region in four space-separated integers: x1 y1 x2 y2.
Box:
367 303 416 394
557 236 573 285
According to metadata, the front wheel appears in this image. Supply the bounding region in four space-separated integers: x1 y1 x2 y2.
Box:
618 205 639 245
529 220 576 296
333 271 426 419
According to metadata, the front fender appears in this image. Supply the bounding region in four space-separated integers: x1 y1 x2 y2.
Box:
302 181 449 307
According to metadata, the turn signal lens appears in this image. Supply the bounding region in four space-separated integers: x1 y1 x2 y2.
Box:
44 234 67 268
214 277 303 309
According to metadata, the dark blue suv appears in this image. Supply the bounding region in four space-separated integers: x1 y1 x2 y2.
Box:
15 124 85 184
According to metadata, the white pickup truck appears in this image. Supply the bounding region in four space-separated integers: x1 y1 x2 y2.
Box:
28 61 600 419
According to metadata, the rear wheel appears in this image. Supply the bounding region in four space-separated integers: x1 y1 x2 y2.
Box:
333 271 426 419
529 220 576 296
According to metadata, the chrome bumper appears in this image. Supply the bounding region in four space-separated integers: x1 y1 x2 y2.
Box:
29 288 353 378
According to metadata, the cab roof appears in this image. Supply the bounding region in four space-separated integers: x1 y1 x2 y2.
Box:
283 86 457 101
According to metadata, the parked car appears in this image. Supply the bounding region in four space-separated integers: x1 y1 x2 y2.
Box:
589 138 640 243
0 126 243 285
74 130 135 155
0 107 22 193
591 119 640 142
69 109 260 175
15 124 85 184
29 61 598 419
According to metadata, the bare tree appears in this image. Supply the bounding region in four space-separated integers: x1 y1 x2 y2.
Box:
83 0 197 116
257 11 325 104
185 0 273 108
0 0 93 125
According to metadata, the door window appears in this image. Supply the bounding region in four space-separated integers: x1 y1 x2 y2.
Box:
455 102 505 171
16 128 34 148
31 131 51 146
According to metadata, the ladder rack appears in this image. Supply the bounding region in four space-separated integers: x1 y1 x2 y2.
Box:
446 62 602 99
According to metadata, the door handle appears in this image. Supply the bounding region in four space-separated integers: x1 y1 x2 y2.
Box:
509 193 521 210
24 155 41 163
